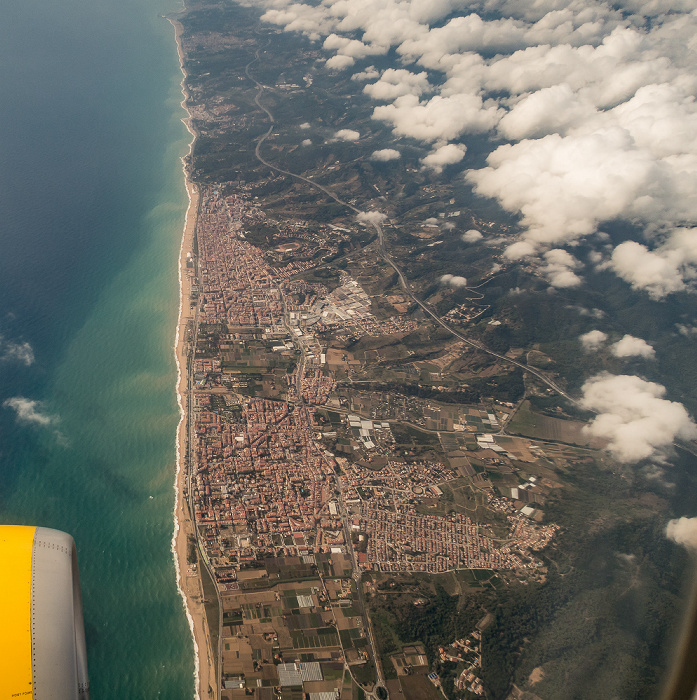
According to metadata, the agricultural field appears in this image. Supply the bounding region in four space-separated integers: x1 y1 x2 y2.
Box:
219 558 373 699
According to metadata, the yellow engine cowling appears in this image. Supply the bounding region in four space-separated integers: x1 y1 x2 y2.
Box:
0 526 89 699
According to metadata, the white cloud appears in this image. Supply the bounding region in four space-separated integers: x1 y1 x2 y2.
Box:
301 139 313 146
260 4 334 42
252 0 697 296
462 229 483 243
542 248 583 287
326 54 356 70
421 143 467 172
498 83 596 140
580 373 697 463
356 210 387 226
480 28 681 106
610 334 656 359
374 93 501 143
324 33 387 59
441 273 468 287
570 305 605 319
364 69 432 101
610 238 691 299
621 0 697 19
579 329 608 351
505 239 538 260
3 397 56 427
332 129 360 141
351 66 380 82
299 122 311 129
397 13 536 65
666 516 697 552
676 323 697 336
370 148 401 161
0 337 34 366
467 129 663 250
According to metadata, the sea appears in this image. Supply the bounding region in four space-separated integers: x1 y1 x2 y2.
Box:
0 0 195 696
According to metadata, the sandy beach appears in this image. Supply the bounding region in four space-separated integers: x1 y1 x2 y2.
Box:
169 16 217 700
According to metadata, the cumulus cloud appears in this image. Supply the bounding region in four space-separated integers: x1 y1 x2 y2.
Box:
364 69 432 101
254 0 697 295
542 248 583 288
610 334 656 359
332 129 360 142
676 323 697 336
351 65 380 81
374 93 501 143
0 337 34 366
324 33 387 60
610 241 682 298
580 373 697 463
356 210 387 226
3 397 56 427
299 122 311 129
498 84 596 140
370 148 401 161
421 143 467 172
467 129 664 250
572 306 605 319
579 329 608 351
441 273 468 287
260 3 335 42
610 228 697 299
397 13 529 64
462 229 483 243
666 516 697 552
326 54 355 70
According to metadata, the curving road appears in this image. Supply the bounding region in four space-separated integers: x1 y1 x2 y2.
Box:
244 51 578 407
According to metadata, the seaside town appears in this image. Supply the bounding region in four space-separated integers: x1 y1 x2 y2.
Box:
179 182 566 699
187 186 557 577
167 3 697 698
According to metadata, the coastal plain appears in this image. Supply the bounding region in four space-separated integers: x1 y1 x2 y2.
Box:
169 2 697 700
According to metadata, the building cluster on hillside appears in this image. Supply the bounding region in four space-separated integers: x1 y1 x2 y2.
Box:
281 280 327 312
440 631 485 695
443 300 490 324
352 315 418 337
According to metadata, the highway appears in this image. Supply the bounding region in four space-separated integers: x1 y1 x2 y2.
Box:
242 53 589 700
244 50 578 408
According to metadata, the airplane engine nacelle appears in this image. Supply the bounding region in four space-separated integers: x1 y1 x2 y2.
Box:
0 526 89 699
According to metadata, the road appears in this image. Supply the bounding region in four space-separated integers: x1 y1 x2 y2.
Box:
242 51 588 700
244 50 579 408
334 473 388 698
183 218 224 700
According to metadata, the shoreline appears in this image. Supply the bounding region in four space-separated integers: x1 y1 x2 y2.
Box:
168 15 215 700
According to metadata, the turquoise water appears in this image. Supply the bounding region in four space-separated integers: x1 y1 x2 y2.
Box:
0 0 194 696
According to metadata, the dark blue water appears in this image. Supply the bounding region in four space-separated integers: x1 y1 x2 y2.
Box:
0 0 194 696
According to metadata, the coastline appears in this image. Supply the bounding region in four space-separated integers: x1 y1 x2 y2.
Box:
168 16 215 700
